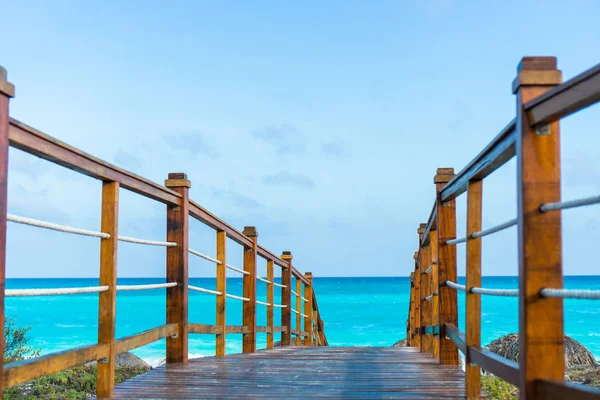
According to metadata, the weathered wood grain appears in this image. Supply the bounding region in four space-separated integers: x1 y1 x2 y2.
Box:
117 324 178 353
216 230 226 356
280 252 293 346
267 260 275 349
242 226 258 353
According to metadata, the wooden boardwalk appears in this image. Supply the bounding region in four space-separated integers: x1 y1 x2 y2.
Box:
111 346 468 399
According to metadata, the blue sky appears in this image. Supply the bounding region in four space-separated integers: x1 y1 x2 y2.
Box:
1 0 599 278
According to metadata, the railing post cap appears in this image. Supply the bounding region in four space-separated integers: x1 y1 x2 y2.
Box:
281 251 293 260
0 66 15 98
413 251 418 259
165 172 191 188
512 56 562 93
242 226 258 237
417 223 427 234
434 168 454 184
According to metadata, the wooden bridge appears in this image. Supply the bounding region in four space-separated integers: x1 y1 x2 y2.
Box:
0 56 599 399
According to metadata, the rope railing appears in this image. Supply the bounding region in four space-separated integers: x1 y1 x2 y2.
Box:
6 286 109 297
118 235 176 247
273 282 287 288
540 194 600 212
226 264 249 276
7 214 109 239
471 217 517 239
188 285 222 295
256 300 271 306
273 303 287 308
471 287 518 297
445 281 466 292
225 293 250 302
256 276 271 284
540 288 600 299
117 283 177 291
188 248 221 264
445 237 467 245
425 293 437 301
291 289 299 297
291 308 299 314
424 265 433 274
302 296 309 302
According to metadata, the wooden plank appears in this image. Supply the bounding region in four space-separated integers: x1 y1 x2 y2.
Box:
97 181 119 398
469 345 519 387
304 273 313 346
113 347 469 399
291 267 310 285
466 179 482 400
227 326 251 334
436 168 459 365
256 326 272 333
0 67 14 395
440 120 516 203
267 260 275 349
8 119 180 206
280 252 293 346
421 202 437 247
189 324 223 335
444 323 466 356
242 226 258 353
514 56 565 399
117 324 178 353
535 379 600 400
4 343 109 388
418 223 432 354
295 279 302 346
257 246 289 269
429 230 440 359
165 173 190 364
272 326 286 333
216 230 227 356
413 252 421 350
524 62 600 126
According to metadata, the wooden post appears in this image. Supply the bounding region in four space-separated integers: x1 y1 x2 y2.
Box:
514 56 564 399
413 251 421 350
165 173 190 364
304 272 313 346
216 230 226 356
280 251 293 346
430 229 440 360
295 279 302 345
0 67 15 397
408 272 414 347
466 180 482 399
418 223 432 353
266 260 275 349
96 182 119 398
242 226 258 353
435 168 459 365
318 320 325 345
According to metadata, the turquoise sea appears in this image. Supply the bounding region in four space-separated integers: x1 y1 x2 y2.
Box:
6 276 600 365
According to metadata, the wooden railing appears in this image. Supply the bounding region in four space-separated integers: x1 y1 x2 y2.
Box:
0 66 328 399
406 56 600 399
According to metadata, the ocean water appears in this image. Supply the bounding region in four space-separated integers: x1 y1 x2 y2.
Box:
5 276 600 364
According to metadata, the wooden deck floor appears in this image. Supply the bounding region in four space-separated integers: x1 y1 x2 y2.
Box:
111 346 468 399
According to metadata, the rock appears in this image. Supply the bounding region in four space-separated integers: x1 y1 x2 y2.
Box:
115 352 151 369
392 339 407 347
567 364 600 388
487 333 597 369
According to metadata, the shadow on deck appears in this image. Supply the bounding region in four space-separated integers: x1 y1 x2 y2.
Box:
111 346 468 399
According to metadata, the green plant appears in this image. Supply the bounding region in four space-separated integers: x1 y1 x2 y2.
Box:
481 374 518 399
4 316 40 363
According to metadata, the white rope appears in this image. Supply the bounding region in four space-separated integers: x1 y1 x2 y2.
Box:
273 303 287 308
6 286 109 297
257 276 271 284
226 293 250 302
189 285 222 295
273 282 287 288
446 281 466 292
7 214 109 239
425 293 437 301
301 313 309 318
291 290 299 297
189 248 222 264
541 194 600 212
471 287 518 297
472 218 517 239
291 308 299 314
540 288 600 299
256 300 271 306
118 235 176 247
446 237 467 245
424 265 433 274
226 264 249 275
117 282 177 291
302 296 309 303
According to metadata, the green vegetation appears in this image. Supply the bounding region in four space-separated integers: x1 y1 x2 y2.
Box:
3 317 150 399
481 375 518 399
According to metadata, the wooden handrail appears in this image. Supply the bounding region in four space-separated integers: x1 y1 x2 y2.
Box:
0 66 329 398
407 57 600 399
